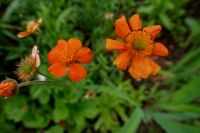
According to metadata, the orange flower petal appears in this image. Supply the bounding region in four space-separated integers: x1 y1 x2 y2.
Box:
143 25 161 39
106 38 126 51
48 63 67 77
68 63 87 82
152 43 168 56
47 40 68 64
115 16 131 38
148 59 161 75
55 40 67 50
129 14 142 31
47 49 60 64
27 19 42 32
67 38 82 53
75 48 92 64
128 57 152 79
17 31 31 38
113 51 131 70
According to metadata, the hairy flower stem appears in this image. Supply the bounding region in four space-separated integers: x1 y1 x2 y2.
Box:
17 80 54 88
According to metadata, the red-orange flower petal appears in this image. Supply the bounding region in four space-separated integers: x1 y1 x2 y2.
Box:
47 40 68 64
113 51 131 70
75 48 92 64
17 31 31 38
152 43 168 56
143 25 161 39
67 38 82 53
128 57 152 79
48 63 67 77
106 38 126 51
55 40 67 50
115 16 131 38
129 14 142 31
148 59 161 75
68 63 87 82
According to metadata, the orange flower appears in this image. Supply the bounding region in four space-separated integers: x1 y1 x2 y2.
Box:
17 18 42 38
106 14 168 79
0 79 18 97
47 38 92 82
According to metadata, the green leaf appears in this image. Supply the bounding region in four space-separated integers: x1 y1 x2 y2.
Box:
120 108 143 133
150 112 199 121
170 47 200 71
185 17 200 35
99 85 136 106
53 107 69 123
4 96 27 122
45 125 64 133
1 0 21 21
159 13 173 30
22 108 50 128
152 113 200 133
170 76 200 104
157 103 200 115
30 86 51 105
53 97 69 123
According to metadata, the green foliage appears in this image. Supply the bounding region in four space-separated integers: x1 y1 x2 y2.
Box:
0 0 200 133
120 108 143 133
152 112 200 133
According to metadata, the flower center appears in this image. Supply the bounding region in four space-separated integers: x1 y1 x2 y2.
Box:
134 39 146 50
65 52 74 63
125 31 154 57
59 50 75 64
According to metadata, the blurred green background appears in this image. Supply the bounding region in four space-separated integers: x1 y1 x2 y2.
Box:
0 0 200 133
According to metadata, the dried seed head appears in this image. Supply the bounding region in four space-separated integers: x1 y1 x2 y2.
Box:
16 56 37 81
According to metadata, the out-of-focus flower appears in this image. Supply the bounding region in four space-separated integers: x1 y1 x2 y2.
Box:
16 45 40 81
84 90 95 99
104 12 114 20
106 14 168 79
17 18 42 38
0 78 18 97
47 38 92 82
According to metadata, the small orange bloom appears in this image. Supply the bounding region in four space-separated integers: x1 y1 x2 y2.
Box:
106 14 168 79
0 79 18 97
47 38 92 82
17 18 42 38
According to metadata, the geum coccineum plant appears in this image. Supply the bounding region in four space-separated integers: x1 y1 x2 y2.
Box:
1 18 93 97
47 38 92 82
106 14 169 79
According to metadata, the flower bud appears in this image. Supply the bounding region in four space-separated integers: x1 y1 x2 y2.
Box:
0 78 18 97
84 90 95 99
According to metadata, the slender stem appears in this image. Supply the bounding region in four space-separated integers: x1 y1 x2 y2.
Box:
17 80 54 88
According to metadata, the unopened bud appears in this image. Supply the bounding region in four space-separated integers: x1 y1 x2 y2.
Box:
0 78 18 97
84 90 95 99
